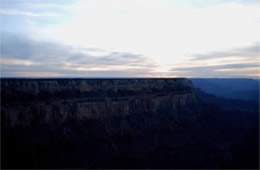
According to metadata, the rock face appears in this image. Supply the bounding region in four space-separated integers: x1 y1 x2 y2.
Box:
1 78 199 168
1 78 195 127
1 78 259 169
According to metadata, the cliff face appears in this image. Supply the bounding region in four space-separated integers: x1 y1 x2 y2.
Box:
2 78 258 169
1 78 195 127
1 78 202 169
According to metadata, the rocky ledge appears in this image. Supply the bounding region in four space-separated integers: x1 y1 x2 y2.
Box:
1 78 195 127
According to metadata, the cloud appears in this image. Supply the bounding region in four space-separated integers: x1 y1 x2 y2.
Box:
0 9 60 17
1 33 70 60
0 0 68 17
231 0 260 5
173 63 259 71
0 33 156 77
190 42 260 61
0 0 72 8
170 66 259 78
1 33 258 78
169 43 260 78
1 0 259 78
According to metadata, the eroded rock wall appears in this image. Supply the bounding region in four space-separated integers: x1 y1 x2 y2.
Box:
1 78 195 127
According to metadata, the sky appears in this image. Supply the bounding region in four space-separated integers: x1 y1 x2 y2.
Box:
0 0 259 78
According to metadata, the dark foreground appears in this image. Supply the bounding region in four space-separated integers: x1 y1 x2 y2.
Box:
1 78 259 169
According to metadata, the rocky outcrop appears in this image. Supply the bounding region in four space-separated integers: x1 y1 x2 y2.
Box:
1 78 259 169
1 78 195 127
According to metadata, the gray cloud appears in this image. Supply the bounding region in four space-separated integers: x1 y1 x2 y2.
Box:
170 65 258 78
169 43 260 78
172 63 259 71
170 64 259 78
191 42 260 61
0 33 155 77
1 33 69 60
1 64 154 78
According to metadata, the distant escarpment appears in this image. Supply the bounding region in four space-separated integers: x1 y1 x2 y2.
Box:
2 78 258 169
1 78 195 127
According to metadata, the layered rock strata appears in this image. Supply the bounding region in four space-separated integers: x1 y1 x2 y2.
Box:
1 78 195 127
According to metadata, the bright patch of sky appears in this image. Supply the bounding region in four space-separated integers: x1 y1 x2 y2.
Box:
1 0 259 78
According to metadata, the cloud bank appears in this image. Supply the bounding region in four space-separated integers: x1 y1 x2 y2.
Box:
0 0 259 78
170 43 260 78
1 33 156 77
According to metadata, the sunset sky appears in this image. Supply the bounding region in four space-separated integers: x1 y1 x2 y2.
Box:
1 0 259 78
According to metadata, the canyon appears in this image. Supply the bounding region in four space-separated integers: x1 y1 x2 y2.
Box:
1 78 259 169
1 78 195 126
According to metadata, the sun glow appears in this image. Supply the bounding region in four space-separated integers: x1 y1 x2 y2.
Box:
1 0 259 77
